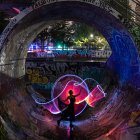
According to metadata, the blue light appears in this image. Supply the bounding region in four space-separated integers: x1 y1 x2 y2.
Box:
28 43 41 52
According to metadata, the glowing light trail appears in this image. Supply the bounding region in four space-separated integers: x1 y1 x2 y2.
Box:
31 74 106 116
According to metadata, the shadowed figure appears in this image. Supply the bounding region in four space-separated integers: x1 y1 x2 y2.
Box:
57 90 81 128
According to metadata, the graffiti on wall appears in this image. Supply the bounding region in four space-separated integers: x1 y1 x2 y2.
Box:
26 61 78 84
25 60 106 91
26 68 48 84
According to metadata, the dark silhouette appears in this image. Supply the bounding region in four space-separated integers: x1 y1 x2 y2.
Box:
57 90 81 128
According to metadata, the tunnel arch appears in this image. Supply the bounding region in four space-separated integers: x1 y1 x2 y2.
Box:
0 0 139 85
0 1 140 139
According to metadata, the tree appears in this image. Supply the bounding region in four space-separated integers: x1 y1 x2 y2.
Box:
32 21 109 50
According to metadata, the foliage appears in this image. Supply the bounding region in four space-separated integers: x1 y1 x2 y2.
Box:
118 16 140 52
116 1 140 52
34 21 109 50
129 25 140 51
0 121 9 140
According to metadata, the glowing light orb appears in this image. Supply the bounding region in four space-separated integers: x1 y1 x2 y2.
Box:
51 74 89 116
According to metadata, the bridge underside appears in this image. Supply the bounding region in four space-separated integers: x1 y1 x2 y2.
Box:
0 1 140 140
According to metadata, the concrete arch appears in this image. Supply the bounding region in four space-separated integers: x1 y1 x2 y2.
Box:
0 0 139 85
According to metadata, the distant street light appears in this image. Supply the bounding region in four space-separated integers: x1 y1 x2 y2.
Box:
90 34 94 38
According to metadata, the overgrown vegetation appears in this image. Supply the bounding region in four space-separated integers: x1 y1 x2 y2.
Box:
0 121 9 140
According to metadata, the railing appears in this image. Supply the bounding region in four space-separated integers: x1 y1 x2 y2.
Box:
108 0 140 25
